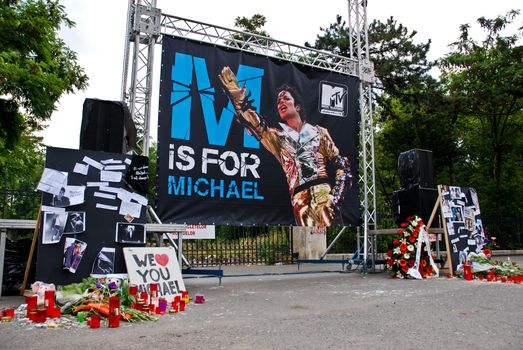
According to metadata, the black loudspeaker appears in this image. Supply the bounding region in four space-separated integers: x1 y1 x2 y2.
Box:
80 99 137 153
392 187 439 227
397 149 435 189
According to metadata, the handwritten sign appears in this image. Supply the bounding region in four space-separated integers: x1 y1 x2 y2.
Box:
123 247 185 302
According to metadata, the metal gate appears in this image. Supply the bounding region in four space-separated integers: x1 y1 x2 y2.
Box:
181 226 293 266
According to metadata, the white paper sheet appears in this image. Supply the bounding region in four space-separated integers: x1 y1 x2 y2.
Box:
117 188 132 202
41 205 66 213
104 164 126 171
87 182 110 187
101 159 123 165
73 163 89 175
96 203 118 211
131 192 148 206
37 168 68 195
119 201 142 218
65 185 86 206
93 191 117 200
82 156 104 170
100 170 123 182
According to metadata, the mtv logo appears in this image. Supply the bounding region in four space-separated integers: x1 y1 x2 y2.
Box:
319 82 348 117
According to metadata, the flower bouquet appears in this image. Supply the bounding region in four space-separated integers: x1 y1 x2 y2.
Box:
387 215 438 279
456 250 523 283
57 277 158 322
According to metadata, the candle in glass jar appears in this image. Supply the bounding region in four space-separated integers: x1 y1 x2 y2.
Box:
108 296 120 328
129 284 138 296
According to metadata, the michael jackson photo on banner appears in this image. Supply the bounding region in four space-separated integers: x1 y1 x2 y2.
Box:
156 36 360 227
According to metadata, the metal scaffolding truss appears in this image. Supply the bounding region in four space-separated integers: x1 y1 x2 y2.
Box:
348 0 377 269
121 0 376 265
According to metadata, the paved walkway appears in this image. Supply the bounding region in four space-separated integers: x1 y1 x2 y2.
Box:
1 259 523 350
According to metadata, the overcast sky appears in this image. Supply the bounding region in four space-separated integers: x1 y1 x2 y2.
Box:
40 0 522 149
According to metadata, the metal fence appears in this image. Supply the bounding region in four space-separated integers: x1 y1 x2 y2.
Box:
181 226 294 266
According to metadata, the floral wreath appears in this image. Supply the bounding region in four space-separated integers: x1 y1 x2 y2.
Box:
387 215 438 279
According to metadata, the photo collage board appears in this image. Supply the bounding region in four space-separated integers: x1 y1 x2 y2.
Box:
438 185 485 274
35 147 149 285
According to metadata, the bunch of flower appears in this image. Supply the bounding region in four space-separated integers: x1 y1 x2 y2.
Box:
386 215 436 279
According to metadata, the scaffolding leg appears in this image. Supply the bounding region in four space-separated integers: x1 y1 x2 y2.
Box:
147 205 191 269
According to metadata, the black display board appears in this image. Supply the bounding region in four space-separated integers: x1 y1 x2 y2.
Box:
438 185 485 274
35 147 148 285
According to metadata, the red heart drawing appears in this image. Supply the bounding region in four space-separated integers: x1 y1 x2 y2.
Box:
155 253 169 266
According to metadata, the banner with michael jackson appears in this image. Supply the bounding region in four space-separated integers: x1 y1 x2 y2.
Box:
157 35 360 227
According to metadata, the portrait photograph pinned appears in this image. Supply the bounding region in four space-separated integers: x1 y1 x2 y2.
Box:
42 212 68 244
64 212 86 234
63 237 87 273
115 222 146 244
91 247 116 276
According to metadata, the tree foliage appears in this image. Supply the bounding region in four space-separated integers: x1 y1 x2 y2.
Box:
0 0 88 145
439 10 523 216
230 14 273 48
309 11 522 247
0 0 87 198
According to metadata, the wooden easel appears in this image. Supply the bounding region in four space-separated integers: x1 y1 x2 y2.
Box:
426 186 454 275
19 208 41 295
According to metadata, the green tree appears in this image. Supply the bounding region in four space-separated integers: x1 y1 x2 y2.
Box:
307 15 433 99
0 0 88 146
439 10 523 216
309 15 458 218
230 14 273 49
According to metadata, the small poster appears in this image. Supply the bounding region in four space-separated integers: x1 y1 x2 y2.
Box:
63 237 87 273
42 212 68 244
439 185 485 274
116 222 146 244
51 185 85 207
123 247 185 303
91 247 116 276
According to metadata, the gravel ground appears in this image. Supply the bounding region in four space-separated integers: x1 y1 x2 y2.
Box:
1 261 522 350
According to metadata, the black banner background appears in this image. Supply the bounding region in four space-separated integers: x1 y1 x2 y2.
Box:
157 36 360 226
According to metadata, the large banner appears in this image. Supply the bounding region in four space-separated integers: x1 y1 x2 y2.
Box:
157 36 360 226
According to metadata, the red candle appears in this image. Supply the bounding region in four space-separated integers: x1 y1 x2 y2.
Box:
26 295 37 319
44 290 55 317
179 300 185 312
35 308 47 323
140 291 149 305
90 314 100 329
50 307 61 318
150 283 158 297
4 308 14 318
174 295 181 304
129 284 138 296
108 296 120 328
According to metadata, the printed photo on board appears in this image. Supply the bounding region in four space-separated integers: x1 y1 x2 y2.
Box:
91 247 116 276
63 237 87 273
64 212 86 234
470 188 480 213
449 186 461 200
42 212 68 244
442 199 452 218
451 206 464 222
116 222 146 244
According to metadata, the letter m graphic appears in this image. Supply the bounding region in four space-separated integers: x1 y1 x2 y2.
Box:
170 53 263 148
